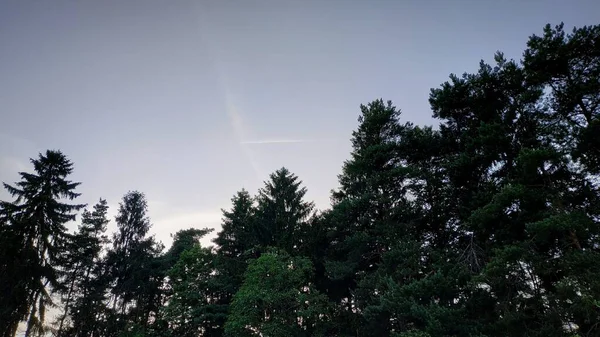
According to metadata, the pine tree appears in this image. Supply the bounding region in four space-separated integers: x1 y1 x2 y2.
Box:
0 150 85 337
425 51 546 336
323 100 418 335
56 199 110 337
365 124 472 336
420 23 600 336
520 23 600 335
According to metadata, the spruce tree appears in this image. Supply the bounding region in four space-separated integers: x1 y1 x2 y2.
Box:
253 168 314 255
213 189 257 303
0 150 85 337
105 191 163 335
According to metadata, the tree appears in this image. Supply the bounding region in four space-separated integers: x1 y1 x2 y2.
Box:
57 199 111 337
163 228 213 268
420 23 600 336
0 150 85 337
424 51 546 336
253 168 314 255
105 191 163 336
0 210 30 337
162 244 225 337
151 227 214 335
520 23 600 335
323 100 422 336
213 189 257 305
224 249 329 337
1 21 597 337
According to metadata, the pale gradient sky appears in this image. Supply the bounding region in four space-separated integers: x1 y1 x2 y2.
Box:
1 0 598 248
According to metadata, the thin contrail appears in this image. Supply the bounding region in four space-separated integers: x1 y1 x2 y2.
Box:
240 138 339 145
240 139 311 145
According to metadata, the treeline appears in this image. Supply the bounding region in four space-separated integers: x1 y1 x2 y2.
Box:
1 23 600 337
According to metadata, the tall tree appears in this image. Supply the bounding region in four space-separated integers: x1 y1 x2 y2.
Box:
0 150 85 337
105 191 163 336
213 189 257 304
324 100 418 336
425 50 547 336
420 23 600 336
0 209 29 337
56 199 111 337
520 23 600 335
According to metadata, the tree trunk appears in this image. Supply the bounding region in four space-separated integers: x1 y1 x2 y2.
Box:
24 292 40 337
56 268 79 337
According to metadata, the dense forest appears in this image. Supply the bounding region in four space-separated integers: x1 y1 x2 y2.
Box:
1 23 599 337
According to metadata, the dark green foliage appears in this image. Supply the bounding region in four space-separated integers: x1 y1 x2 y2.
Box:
150 227 216 336
422 23 600 336
164 227 213 268
59 199 111 337
0 214 30 337
0 150 85 337
161 244 225 337
105 191 164 335
213 189 257 299
52 199 110 336
254 168 315 254
324 100 421 335
224 249 329 337
209 189 258 335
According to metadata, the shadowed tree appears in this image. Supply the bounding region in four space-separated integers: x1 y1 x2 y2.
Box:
254 168 314 255
55 199 110 337
161 243 225 337
105 191 163 336
0 150 85 337
150 227 214 335
213 190 257 305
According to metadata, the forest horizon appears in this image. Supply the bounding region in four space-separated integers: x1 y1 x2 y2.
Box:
2 22 600 337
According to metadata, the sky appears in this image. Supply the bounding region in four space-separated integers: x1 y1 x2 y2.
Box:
1 0 598 249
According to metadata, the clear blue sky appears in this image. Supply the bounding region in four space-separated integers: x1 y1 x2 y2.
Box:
1 0 598 247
